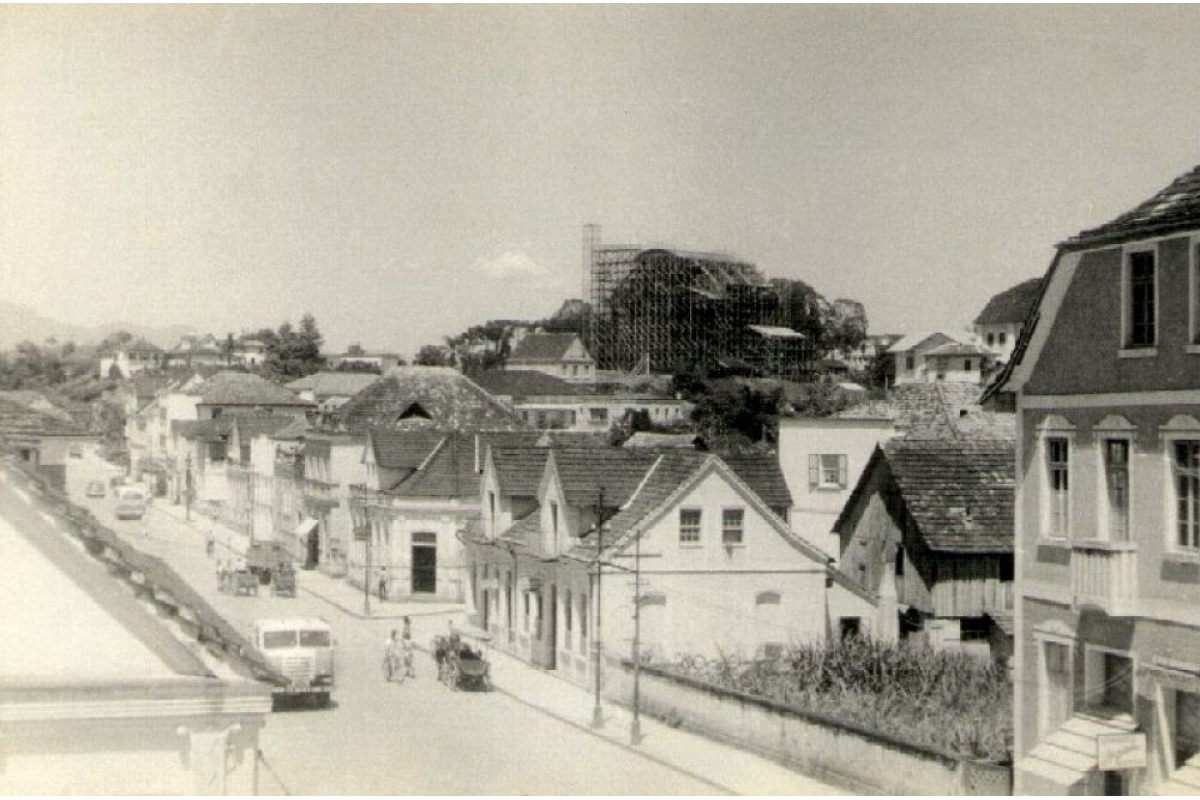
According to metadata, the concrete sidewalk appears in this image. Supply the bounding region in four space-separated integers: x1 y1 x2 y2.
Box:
475 637 848 796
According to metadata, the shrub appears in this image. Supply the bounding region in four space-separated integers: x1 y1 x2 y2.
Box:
670 637 1011 762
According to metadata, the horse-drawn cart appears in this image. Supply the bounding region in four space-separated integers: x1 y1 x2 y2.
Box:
432 633 491 691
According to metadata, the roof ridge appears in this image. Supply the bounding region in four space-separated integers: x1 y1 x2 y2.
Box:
619 453 665 512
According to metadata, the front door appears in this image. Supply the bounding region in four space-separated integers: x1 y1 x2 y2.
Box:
1042 641 1072 735
412 545 436 594
1177 691 1200 767
306 526 320 568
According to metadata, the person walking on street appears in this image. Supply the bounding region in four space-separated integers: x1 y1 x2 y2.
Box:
377 566 389 602
383 629 402 682
401 616 415 679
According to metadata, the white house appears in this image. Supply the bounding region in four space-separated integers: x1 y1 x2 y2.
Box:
504 332 596 384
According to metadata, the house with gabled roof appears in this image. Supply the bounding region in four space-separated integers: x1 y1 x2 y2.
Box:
889 331 992 385
832 433 1015 659
97 337 163 379
285 371 380 417
465 442 876 682
504 332 596 384
0 394 92 491
0 455 278 793
974 276 1042 364
347 428 541 602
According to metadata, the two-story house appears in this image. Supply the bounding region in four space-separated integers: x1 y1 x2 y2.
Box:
97 338 163 379
889 332 991 385
504 332 596 384
301 431 369 574
465 444 877 684
990 163 1200 795
974 276 1042 366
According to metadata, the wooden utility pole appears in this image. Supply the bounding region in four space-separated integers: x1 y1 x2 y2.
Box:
631 520 643 745
591 486 605 729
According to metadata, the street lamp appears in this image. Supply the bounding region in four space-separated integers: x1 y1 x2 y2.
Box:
184 454 192 522
591 486 605 729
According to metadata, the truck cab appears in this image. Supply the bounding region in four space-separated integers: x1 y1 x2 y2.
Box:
254 617 335 705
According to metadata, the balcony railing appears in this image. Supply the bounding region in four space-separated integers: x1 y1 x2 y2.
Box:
1072 540 1138 617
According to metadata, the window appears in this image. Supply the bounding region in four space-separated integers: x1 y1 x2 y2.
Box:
986 333 995 346
839 617 861 639
550 501 559 539
563 590 572 649
589 407 608 423
1127 249 1157 347
1174 441 1200 549
808 454 848 489
894 544 905 577
488 491 496 531
1103 439 1130 541
964 359 972 371
1046 437 1070 537
999 332 1007 346
722 508 744 545
523 592 531 633
905 355 915 370
960 617 991 642
679 508 701 543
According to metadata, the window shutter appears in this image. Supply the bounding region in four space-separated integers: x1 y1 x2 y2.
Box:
838 455 848 488
808 454 819 486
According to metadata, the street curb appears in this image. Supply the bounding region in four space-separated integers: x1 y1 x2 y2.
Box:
299 584 462 621
487 680 736 796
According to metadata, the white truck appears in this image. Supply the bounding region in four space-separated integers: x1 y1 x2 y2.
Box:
253 617 335 706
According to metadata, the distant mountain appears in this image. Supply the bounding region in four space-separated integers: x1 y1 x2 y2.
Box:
0 300 197 350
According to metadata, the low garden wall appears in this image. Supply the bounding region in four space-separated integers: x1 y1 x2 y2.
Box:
603 659 1011 796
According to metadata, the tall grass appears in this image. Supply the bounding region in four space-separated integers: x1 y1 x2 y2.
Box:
670 637 1012 762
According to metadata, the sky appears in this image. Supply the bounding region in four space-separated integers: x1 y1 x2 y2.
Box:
5 5 1200 356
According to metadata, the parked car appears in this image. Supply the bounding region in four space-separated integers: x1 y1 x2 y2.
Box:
85 480 106 498
114 485 148 520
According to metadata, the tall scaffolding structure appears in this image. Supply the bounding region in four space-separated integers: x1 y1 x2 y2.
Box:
584 226 809 376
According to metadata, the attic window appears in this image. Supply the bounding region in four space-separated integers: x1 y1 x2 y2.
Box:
397 402 431 422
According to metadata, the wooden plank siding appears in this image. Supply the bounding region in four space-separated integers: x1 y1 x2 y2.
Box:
837 458 1012 620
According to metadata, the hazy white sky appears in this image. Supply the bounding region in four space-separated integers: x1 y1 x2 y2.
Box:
5 5 1200 355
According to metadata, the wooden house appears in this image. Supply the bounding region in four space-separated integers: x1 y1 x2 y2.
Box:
833 434 1015 657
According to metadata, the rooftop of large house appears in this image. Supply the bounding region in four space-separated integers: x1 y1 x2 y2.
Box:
334 366 525 434
467 369 589 399
285 371 381 398
0 394 90 438
508 332 590 363
835 436 1015 554
1065 162 1200 249
886 331 958 354
186 371 311 407
974 277 1043 326
834 383 1015 440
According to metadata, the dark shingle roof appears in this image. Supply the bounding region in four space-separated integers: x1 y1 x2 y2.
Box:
335 367 524 434
490 445 551 496
468 369 588 398
190 371 311 407
974 277 1043 326
1066 163 1200 249
232 414 302 441
878 437 1014 553
549 447 661 508
720 452 793 510
0 396 89 438
369 429 446 470
392 434 477 498
509 333 590 363
834 383 1013 441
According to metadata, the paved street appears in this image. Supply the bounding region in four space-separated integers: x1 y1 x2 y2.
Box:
62 453 842 796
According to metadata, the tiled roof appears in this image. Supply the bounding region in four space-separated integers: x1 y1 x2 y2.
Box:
490 445 551 496
974 277 1042 326
834 383 1013 441
1066 163 1200 248
925 342 991 357
369 429 446 470
190 371 311 407
498 508 543 549
334 367 525 434
232 414 301 441
509 333 590 363
182 416 236 442
468 369 588 398
548 446 661 508
886 331 957 354
392 433 479 499
285 371 380 398
535 431 610 448
846 437 1015 553
719 452 793 510
0 395 89 438
622 432 705 450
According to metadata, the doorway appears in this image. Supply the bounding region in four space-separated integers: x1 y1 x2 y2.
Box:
412 537 437 594
306 526 320 568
